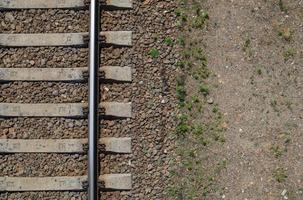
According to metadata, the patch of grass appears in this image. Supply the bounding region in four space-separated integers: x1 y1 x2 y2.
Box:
285 99 293 111
215 160 227 173
191 95 200 103
176 61 185 69
255 65 263 75
178 36 186 47
164 37 174 46
167 185 182 198
283 48 296 61
176 77 186 107
243 37 253 57
270 145 284 158
192 9 209 28
212 105 219 113
270 98 279 112
192 124 205 136
273 168 288 183
282 132 291 144
186 101 193 111
278 28 292 41
199 84 210 96
175 9 188 28
168 1 226 199
278 0 288 12
176 114 190 136
149 48 160 58
243 38 251 50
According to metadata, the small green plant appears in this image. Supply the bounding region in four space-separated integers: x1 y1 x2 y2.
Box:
167 186 181 198
149 48 160 58
186 101 193 111
192 10 209 28
199 84 209 96
175 8 182 17
183 50 191 59
176 76 186 104
178 36 186 47
273 168 287 183
176 123 190 135
255 65 262 75
279 0 287 12
243 37 253 57
176 61 185 69
191 95 200 103
270 98 279 112
164 37 174 46
215 160 227 173
285 99 292 111
271 145 284 158
278 28 292 41
176 114 190 135
212 105 219 113
283 48 296 61
176 85 186 107
192 124 205 136
192 47 206 61
283 132 291 144
243 38 251 50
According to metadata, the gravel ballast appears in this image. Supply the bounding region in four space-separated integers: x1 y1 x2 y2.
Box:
0 1 179 199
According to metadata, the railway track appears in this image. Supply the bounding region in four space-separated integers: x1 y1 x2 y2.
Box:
0 0 133 199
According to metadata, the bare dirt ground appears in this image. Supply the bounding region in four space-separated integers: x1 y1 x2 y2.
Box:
169 0 303 199
206 0 303 199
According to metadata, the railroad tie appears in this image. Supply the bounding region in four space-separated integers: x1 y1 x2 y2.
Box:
0 138 132 154
0 67 132 82
0 102 132 118
0 174 132 191
0 32 132 47
0 0 133 9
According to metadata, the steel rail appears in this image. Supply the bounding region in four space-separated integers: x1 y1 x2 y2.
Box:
88 0 100 199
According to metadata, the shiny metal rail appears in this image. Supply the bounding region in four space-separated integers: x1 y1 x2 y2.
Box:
88 0 100 199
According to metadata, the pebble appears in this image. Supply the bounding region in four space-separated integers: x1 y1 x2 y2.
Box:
52 90 59 96
4 13 14 22
207 97 214 104
281 189 287 196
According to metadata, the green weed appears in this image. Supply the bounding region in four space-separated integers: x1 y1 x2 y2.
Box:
199 84 210 96
278 28 292 41
273 168 287 183
164 37 174 46
283 48 296 61
149 48 160 58
271 145 284 158
279 0 288 12
192 10 209 28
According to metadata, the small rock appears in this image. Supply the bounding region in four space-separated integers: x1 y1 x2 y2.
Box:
3 128 9 135
68 122 74 128
15 25 22 32
104 86 109 92
29 60 35 65
52 90 59 96
0 134 7 139
207 98 214 104
1 84 10 89
281 189 287 196
5 13 14 22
